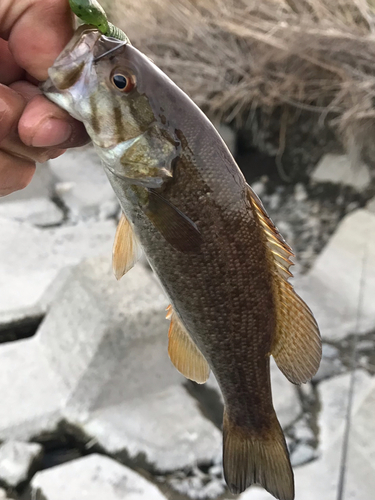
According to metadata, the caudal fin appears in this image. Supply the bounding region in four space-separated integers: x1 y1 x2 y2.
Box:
222 409 294 500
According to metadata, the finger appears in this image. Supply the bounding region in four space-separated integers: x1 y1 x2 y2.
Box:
2 0 74 81
0 83 67 163
0 149 35 197
0 38 24 84
1 137 66 164
18 94 89 149
10 80 42 101
0 83 26 142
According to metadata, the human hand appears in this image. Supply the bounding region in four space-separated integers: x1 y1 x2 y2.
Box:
0 0 89 197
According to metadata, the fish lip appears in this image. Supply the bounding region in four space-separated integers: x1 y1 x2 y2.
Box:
40 78 57 95
42 27 126 94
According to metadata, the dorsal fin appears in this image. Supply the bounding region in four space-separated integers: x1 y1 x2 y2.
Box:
247 185 321 384
166 305 210 384
112 213 142 280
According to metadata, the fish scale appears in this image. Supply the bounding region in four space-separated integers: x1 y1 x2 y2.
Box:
42 25 321 500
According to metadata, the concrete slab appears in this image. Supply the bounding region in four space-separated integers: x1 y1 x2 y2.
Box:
296 210 375 341
0 218 116 328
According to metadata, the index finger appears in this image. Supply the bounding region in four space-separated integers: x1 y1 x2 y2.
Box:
1 0 74 81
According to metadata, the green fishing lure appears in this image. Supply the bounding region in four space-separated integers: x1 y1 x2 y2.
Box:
68 0 130 42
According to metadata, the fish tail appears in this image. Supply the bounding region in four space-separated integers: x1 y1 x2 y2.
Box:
222 408 294 500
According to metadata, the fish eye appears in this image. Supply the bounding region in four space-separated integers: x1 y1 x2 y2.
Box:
111 72 135 93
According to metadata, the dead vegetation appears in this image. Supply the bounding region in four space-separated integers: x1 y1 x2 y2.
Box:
102 0 375 166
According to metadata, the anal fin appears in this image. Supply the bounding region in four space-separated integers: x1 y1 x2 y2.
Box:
112 213 142 280
247 184 321 384
167 305 210 384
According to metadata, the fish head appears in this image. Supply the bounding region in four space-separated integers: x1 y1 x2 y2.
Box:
42 25 156 148
42 26 181 188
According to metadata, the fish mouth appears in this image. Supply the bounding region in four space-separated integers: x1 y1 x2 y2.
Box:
41 25 126 94
40 78 57 96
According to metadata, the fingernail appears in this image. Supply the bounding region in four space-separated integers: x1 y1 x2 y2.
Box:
31 119 72 147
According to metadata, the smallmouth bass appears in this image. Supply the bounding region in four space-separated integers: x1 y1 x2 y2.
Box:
42 26 321 500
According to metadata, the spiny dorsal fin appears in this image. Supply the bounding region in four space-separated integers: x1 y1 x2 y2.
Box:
112 213 142 280
166 305 210 384
247 185 321 384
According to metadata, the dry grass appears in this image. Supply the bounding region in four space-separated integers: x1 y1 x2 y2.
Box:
102 0 375 163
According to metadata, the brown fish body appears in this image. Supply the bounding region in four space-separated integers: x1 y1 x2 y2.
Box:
107 90 292 496
43 28 321 500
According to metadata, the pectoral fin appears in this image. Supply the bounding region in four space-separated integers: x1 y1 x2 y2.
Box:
145 190 202 253
247 185 321 384
167 305 210 384
112 213 142 280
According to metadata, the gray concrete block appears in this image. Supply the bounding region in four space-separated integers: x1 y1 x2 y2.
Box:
38 259 173 400
69 384 222 472
318 370 373 451
0 218 116 328
312 154 371 191
293 440 375 500
31 454 168 500
0 441 43 488
296 210 375 341
0 339 69 441
349 378 375 464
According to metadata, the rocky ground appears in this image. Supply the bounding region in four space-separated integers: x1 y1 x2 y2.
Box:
0 130 374 500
